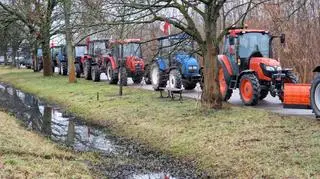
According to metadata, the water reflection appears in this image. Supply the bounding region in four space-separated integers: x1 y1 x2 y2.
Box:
0 84 115 152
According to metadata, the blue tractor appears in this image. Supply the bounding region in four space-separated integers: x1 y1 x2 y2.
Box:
149 34 201 90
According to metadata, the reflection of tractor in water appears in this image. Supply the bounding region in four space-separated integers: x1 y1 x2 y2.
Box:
80 38 145 85
216 27 297 105
149 34 201 90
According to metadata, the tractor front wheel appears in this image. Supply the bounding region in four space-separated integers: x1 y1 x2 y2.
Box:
279 71 298 102
169 69 182 89
84 60 92 80
310 75 320 118
106 62 118 84
91 65 101 82
151 63 166 90
239 73 260 106
132 75 143 84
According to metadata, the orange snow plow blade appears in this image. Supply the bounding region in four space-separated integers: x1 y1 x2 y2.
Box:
283 83 311 109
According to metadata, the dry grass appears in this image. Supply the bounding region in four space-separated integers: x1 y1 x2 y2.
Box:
1 66 320 178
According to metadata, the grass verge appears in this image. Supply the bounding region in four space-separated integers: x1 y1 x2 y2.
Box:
1 66 320 178
0 110 96 178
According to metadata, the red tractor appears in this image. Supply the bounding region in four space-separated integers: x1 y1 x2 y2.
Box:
217 27 298 105
80 38 145 85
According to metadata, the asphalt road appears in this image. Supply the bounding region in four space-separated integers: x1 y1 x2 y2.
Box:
102 73 314 117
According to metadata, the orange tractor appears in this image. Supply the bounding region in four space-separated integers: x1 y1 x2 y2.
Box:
218 27 298 105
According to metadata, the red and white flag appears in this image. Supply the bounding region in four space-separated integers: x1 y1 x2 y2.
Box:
160 20 171 35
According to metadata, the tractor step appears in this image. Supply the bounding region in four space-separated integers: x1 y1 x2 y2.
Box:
229 75 238 89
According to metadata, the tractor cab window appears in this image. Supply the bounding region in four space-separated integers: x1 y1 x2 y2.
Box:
122 43 142 58
93 41 109 56
238 32 270 59
159 38 194 58
75 46 87 57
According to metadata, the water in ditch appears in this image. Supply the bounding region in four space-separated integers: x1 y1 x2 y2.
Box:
0 83 205 179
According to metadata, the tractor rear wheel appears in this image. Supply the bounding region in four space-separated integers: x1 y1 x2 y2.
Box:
151 63 166 90
118 67 127 86
61 62 68 76
106 62 118 84
91 65 101 82
219 67 233 101
311 75 320 118
84 60 92 80
259 89 269 100
75 63 81 78
169 69 182 89
183 81 197 90
132 75 143 84
239 73 260 106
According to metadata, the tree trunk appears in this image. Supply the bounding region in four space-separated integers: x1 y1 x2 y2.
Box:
64 0 76 83
201 5 222 109
42 37 52 76
201 43 222 109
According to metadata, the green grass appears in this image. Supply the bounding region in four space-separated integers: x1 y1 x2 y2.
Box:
1 66 320 178
0 111 97 178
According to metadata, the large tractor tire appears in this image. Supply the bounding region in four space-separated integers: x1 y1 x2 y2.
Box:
75 63 81 78
106 62 118 84
259 89 269 100
118 67 127 86
168 69 182 89
151 63 167 90
183 81 197 90
310 75 320 118
219 67 233 101
132 75 143 84
84 60 92 80
91 65 101 82
239 73 260 106
60 62 68 76
279 71 298 102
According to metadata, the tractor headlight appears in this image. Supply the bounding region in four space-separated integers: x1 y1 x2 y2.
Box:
276 66 282 71
265 65 276 71
188 66 197 72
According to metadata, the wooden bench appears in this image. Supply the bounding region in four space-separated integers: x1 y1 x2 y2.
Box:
158 87 183 101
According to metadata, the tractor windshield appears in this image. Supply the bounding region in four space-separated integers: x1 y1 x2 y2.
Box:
238 32 270 58
75 46 87 57
123 43 141 57
93 41 108 55
159 38 193 57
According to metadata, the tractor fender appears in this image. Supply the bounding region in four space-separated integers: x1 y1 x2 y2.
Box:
218 55 234 76
313 66 320 72
217 58 232 84
105 56 118 70
238 70 256 82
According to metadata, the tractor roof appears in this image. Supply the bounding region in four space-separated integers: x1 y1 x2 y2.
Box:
228 29 269 35
110 39 141 44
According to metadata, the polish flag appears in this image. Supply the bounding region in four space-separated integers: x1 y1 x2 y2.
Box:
160 20 171 35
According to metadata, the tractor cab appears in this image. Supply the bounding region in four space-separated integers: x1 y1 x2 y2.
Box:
87 39 110 58
218 28 297 106
50 45 66 66
75 44 87 58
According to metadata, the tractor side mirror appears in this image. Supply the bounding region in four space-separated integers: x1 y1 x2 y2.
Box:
280 33 285 44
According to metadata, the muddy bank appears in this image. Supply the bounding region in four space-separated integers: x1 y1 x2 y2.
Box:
0 83 207 178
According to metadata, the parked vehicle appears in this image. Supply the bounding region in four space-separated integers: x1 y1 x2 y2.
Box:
33 48 43 71
19 57 32 69
74 44 87 78
216 27 297 105
149 33 201 90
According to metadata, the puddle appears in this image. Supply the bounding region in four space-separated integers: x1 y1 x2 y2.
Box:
0 83 205 178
